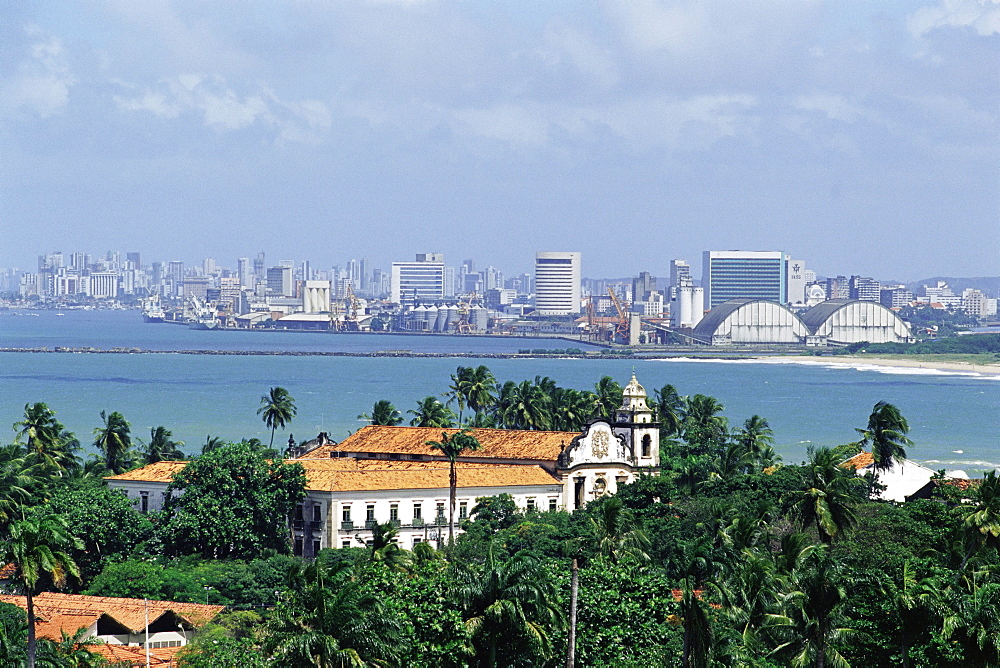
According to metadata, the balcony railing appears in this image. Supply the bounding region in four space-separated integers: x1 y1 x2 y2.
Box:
340 521 354 530
411 517 424 527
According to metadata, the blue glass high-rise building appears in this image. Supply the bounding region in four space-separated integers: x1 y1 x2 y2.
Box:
702 251 788 309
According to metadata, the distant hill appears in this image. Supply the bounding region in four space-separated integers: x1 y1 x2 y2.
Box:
906 277 1000 298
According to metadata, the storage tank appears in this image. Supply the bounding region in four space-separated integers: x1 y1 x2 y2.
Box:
411 304 427 331
679 287 693 327
444 305 458 331
434 304 448 332
691 287 705 328
424 305 439 331
470 306 488 331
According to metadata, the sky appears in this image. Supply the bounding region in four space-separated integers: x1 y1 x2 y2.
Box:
1 0 997 281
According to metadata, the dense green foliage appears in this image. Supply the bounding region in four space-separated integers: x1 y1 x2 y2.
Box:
834 333 1000 355
159 442 306 559
1 373 998 667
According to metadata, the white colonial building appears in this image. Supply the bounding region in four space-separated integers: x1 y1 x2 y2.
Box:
107 374 661 556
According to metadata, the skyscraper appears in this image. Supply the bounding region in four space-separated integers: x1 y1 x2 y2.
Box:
534 252 581 316
391 254 446 304
702 251 788 309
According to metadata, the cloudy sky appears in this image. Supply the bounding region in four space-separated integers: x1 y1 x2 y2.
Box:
1 0 997 281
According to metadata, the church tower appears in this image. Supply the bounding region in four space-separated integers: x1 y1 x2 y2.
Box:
613 374 660 468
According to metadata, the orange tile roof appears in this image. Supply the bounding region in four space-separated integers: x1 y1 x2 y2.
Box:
841 452 874 471
0 562 15 579
92 644 182 667
298 458 561 492
104 460 187 483
0 593 223 634
322 425 578 462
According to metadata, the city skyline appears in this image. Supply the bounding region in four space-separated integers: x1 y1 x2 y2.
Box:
2 2 997 280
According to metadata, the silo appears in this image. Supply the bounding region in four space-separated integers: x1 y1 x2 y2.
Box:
691 287 705 328
444 305 458 332
679 286 693 327
411 304 427 331
434 304 448 332
470 306 488 331
425 305 439 331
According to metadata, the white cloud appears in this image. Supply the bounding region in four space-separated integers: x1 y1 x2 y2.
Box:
908 0 1000 37
794 94 862 123
0 25 75 119
113 74 332 142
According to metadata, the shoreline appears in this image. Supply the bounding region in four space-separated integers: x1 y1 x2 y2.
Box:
763 355 1000 376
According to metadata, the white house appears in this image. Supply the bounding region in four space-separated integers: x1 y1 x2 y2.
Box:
107 374 662 556
842 451 938 502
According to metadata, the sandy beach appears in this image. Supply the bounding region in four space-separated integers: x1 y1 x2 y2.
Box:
780 355 1000 376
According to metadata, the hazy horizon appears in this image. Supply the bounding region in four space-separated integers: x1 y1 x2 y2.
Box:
2 2 997 281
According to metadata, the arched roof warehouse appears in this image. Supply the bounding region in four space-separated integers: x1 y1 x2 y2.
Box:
800 299 913 344
692 299 809 345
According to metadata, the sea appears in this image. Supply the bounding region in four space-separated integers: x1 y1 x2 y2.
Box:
0 309 996 476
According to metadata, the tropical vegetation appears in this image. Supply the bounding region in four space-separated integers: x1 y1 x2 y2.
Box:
0 369 997 667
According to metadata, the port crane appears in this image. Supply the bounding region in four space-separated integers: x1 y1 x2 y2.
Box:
607 286 630 343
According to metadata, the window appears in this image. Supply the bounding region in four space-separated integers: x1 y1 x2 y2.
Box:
295 504 303 521
366 504 375 522
549 498 558 512
139 492 149 514
312 539 321 556
390 504 399 522
413 503 422 519
342 506 351 522
459 502 468 519
341 540 351 549
526 498 536 512
436 502 445 523
313 505 321 522
642 434 652 458
413 536 422 544
294 539 303 556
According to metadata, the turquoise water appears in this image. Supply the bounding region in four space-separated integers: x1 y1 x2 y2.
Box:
1 310 996 474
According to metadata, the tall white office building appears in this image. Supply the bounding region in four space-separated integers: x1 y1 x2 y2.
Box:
391 254 446 304
534 252 581 316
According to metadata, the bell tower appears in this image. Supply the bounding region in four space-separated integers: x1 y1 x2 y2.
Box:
613 373 660 467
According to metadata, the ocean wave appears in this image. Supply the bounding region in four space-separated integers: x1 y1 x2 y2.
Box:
924 459 1000 469
653 356 1000 380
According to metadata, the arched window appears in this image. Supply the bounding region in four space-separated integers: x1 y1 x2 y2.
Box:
641 434 651 458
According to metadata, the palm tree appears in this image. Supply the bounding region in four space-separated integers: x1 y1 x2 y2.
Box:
963 470 1000 551
854 401 913 472
501 381 550 430
550 388 596 432
679 578 714 668
653 384 687 438
877 560 939 668
683 395 728 456
92 410 134 475
0 444 35 531
447 367 473 424
454 541 564 667
787 447 864 544
2 514 83 668
735 415 779 468
257 387 296 448
139 425 185 465
408 396 456 428
358 400 403 426
592 376 623 419
465 366 497 421
766 546 854 668
14 403 78 474
361 522 410 571
588 496 651 565
263 558 403 667
427 428 481 546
